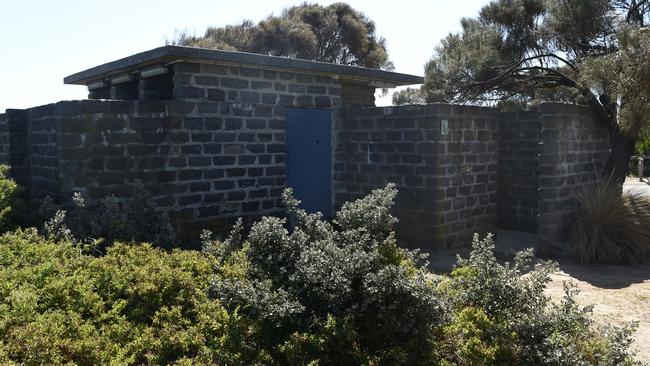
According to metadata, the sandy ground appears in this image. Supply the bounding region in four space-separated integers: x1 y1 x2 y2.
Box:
624 176 650 197
427 228 650 362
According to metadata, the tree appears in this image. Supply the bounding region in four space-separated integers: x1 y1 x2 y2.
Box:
169 3 392 70
423 0 650 182
392 87 425 105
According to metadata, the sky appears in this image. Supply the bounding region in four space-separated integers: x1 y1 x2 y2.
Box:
0 0 490 113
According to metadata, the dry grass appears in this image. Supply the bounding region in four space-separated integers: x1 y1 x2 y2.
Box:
571 179 650 264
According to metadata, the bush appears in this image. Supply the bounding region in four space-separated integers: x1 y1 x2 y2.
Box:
571 179 650 264
0 165 22 232
203 184 445 365
439 234 639 365
40 184 176 250
0 228 262 365
0 185 642 365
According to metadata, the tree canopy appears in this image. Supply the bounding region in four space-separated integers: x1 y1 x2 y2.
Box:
392 87 425 105
169 3 392 70
424 0 650 180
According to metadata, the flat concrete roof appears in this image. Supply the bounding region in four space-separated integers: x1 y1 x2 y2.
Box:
64 46 424 87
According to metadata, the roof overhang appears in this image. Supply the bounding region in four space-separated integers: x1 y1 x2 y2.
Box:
64 46 424 87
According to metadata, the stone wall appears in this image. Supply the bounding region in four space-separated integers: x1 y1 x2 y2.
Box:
26 104 62 199
340 83 376 107
47 62 350 238
171 62 342 109
15 99 296 238
334 104 499 249
0 109 29 187
536 103 610 254
0 113 8 164
497 110 540 232
0 93 609 251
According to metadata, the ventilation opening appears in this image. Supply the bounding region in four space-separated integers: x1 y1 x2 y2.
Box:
140 71 174 100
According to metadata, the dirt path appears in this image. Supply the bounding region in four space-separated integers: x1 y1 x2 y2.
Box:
545 264 650 362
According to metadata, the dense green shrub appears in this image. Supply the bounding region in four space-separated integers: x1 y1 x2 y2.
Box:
0 228 261 365
0 165 22 232
439 234 639 365
571 179 650 264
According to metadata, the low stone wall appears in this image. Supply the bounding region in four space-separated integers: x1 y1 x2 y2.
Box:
536 103 610 253
334 104 499 249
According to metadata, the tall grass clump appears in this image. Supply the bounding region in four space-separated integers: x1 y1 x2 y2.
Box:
571 178 650 264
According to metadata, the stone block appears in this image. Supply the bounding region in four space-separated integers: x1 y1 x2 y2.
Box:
224 144 245 154
189 156 212 166
205 117 223 130
207 88 226 102
214 180 235 190
176 86 205 99
225 118 243 130
221 77 249 89
178 194 202 206
183 117 204 130
195 75 219 86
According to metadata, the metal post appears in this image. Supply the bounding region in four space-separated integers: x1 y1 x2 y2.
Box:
639 157 644 182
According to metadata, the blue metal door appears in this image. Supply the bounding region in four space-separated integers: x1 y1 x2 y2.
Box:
286 108 332 217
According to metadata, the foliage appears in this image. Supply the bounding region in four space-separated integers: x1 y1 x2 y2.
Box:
0 186 643 365
424 0 649 107
571 178 650 264
424 0 650 180
444 234 555 319
635 136 650 156
439 233 640 365
202 184 444 364
40 184 176 250
392 87 425 105
169 2 392 69
0 228 263 365
0 165 22 232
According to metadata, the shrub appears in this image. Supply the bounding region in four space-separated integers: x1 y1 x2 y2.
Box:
0 228 261 365
0 185 643 365
203 184 445 365
0 165 22 232
571 179 650 264
439 233 639 365
40 184 176 250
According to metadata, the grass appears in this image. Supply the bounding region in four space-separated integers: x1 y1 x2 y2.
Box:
571 178 650 264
